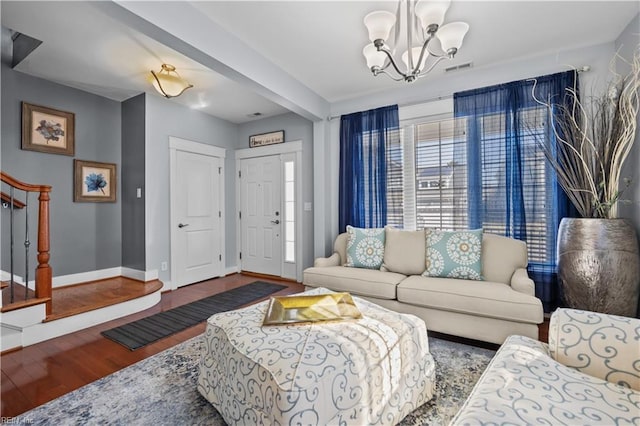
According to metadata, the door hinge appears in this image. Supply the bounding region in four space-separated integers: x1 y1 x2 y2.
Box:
239 211 242 219
239 252 242 260
218 167 222 174
218 211 221 218
238 170 242 178
219 254 222 261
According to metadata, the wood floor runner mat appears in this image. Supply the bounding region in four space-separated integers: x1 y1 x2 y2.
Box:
101 281 285 350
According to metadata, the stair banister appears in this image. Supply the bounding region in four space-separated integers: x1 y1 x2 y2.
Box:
1 171 52 315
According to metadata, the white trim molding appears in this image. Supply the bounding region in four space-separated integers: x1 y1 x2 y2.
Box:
169 136 227 158
52 267 123 288
235 139 302 159
121 267 158 282
225 266 239 276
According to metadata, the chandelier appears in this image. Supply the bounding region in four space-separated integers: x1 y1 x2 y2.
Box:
362 0 469 83
149 64 193 98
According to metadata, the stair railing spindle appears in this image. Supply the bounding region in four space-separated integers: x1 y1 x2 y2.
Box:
9 186 15 303
24 191 30 301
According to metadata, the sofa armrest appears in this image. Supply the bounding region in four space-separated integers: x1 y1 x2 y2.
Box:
510 268 535 296
549 308 640 391
314 253 341 267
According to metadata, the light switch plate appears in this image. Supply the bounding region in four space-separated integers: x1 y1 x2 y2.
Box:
304 202 312 211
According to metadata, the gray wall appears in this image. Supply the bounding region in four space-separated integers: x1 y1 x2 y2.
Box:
238 112 315 269
1 64 122 276
615 13 640 236
121 93 146 271
144 94 238 285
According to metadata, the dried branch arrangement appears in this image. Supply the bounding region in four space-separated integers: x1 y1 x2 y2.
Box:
533 47 640 218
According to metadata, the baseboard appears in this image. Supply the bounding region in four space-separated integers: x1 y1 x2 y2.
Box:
50 267 160 288
52 267 123 288
121 267 158 282
225 266 239 276
1 270 24 284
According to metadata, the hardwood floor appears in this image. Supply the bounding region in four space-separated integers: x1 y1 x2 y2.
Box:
46 277 163 321
2 277 162 318
1 273 304 418
1 274 550 419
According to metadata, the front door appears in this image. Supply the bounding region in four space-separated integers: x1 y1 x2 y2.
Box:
174 150 223 287
240 155 282 276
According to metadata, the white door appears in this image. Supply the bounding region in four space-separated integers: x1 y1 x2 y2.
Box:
174 150 223 287
240 156 282 275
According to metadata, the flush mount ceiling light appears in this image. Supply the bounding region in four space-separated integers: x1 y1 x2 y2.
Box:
363 0 469 83
149 63 193 98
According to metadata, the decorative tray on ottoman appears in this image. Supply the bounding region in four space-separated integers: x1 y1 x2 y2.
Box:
263 292 362 325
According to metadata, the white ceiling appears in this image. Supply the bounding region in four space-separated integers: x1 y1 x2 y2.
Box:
2 1 638 123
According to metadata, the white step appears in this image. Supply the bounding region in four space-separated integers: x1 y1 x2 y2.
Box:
0 290 161 350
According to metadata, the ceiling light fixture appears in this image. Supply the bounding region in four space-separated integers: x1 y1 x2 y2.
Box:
363 0 469 83
149 63 193 98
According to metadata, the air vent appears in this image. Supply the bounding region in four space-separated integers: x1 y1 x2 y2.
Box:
246 112 263 118
444 62 473 73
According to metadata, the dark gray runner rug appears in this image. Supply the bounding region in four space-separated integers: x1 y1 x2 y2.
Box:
15 334 495 425
101 281 285 350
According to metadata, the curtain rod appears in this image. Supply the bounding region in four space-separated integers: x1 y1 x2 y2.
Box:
327 95 452 121
326 66 591 122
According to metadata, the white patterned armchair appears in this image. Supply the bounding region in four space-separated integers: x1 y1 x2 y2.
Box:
452 308 640 425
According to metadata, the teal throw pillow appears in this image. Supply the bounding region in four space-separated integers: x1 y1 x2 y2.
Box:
345 226 385 269
423 229 483 280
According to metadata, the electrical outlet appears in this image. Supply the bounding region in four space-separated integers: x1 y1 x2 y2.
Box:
161 262 168 271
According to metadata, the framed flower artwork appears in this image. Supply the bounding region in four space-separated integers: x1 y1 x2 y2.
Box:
74 160 117 202
22 102 75 156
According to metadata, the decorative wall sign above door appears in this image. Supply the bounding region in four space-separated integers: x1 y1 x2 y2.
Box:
249 130 285 148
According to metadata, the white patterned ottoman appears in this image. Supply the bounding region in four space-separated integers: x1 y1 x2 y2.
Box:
197 287 435 425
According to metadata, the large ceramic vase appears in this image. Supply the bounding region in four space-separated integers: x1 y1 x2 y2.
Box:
557 218 640 316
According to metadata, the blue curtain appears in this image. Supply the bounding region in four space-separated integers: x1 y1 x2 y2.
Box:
453 71 578 312
339 105 399 232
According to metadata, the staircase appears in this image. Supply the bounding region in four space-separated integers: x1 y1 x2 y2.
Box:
0 171 52 315
0 172 163 352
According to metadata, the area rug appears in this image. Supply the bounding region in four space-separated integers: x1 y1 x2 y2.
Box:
101 281 285 350
15 334 495 425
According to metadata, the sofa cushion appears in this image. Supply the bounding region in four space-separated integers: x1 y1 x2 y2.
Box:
382 227 426 275
345 226 385 269
423 229 483 280
481 233 528 285
451 335 640 425
334 233 349 265
549 308 640 391
303 266 404 300
397 275 542 324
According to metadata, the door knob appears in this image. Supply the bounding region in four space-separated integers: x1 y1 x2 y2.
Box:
271 219 280 225
178 223 189 228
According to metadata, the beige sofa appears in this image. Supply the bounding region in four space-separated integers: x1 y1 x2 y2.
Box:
303 230 544 344
452 308 640 424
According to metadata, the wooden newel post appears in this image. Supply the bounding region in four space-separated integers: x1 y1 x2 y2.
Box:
36 189 52 315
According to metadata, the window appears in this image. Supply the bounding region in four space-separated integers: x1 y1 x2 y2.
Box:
387 111 555 266
386 117 468 231
284 160 295 263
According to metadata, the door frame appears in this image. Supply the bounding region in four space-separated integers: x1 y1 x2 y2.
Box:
235 140 303 282
169 136 226 290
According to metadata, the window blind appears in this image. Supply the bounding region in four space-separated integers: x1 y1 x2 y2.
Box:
387 110 555 265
